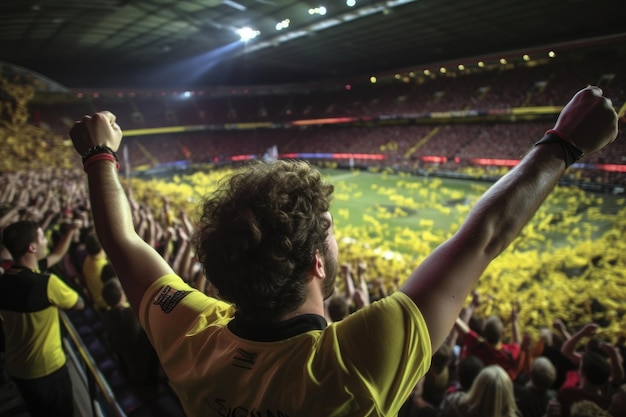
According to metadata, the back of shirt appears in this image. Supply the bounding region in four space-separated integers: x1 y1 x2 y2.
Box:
0 267 79 379
140 274 433 417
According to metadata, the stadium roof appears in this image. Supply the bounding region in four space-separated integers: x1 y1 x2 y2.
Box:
1 0 624 89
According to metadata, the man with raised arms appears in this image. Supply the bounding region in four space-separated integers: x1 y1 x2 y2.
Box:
69 86 617 417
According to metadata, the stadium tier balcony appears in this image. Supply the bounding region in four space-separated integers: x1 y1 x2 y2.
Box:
15 49 625 184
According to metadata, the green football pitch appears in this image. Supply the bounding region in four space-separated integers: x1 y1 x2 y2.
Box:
323 168 622 254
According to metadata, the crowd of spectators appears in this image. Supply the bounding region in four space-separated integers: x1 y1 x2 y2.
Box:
330 269 626 417
0 150 625 416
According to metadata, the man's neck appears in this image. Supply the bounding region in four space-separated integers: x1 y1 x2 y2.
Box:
280 298 325 321
14 256 39 271
280 280 326 321
485 340 502 350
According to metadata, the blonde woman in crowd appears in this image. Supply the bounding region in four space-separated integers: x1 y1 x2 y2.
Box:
441 365 520 417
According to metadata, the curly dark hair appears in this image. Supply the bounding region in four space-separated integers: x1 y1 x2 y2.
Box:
193 160 334 323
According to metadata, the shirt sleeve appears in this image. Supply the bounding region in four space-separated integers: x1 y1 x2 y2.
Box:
462 329 480 348
314 292 432 415
47 273 79 309
139 274 235 359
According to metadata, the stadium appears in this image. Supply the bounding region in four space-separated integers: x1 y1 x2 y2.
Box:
1 1 626 416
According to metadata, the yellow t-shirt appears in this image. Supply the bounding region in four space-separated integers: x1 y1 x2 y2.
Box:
140 274 432 417
0 269 79 379
82 255 108 310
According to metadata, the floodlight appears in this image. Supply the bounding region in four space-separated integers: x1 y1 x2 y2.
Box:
309 6 327 15
237 27 260 41
276 19 290 30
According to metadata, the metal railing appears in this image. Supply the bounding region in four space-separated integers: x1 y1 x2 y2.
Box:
60 311 127 417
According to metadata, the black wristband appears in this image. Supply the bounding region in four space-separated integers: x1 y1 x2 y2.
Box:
534 132 583 168
81 145 118 164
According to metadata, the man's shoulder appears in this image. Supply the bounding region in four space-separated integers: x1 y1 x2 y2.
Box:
461 329 481 346
502 341 521 351
0 267 52 311
142 273 231 320
82 255 106 269
1 266 49 281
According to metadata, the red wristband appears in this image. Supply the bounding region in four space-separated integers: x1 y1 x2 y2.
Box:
536 130 584 168
544 129 582 149
83 153 120 172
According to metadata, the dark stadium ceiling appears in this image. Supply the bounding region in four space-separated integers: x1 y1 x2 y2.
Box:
0 0 625 90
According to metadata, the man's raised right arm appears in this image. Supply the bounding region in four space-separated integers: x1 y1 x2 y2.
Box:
400 86 618 352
